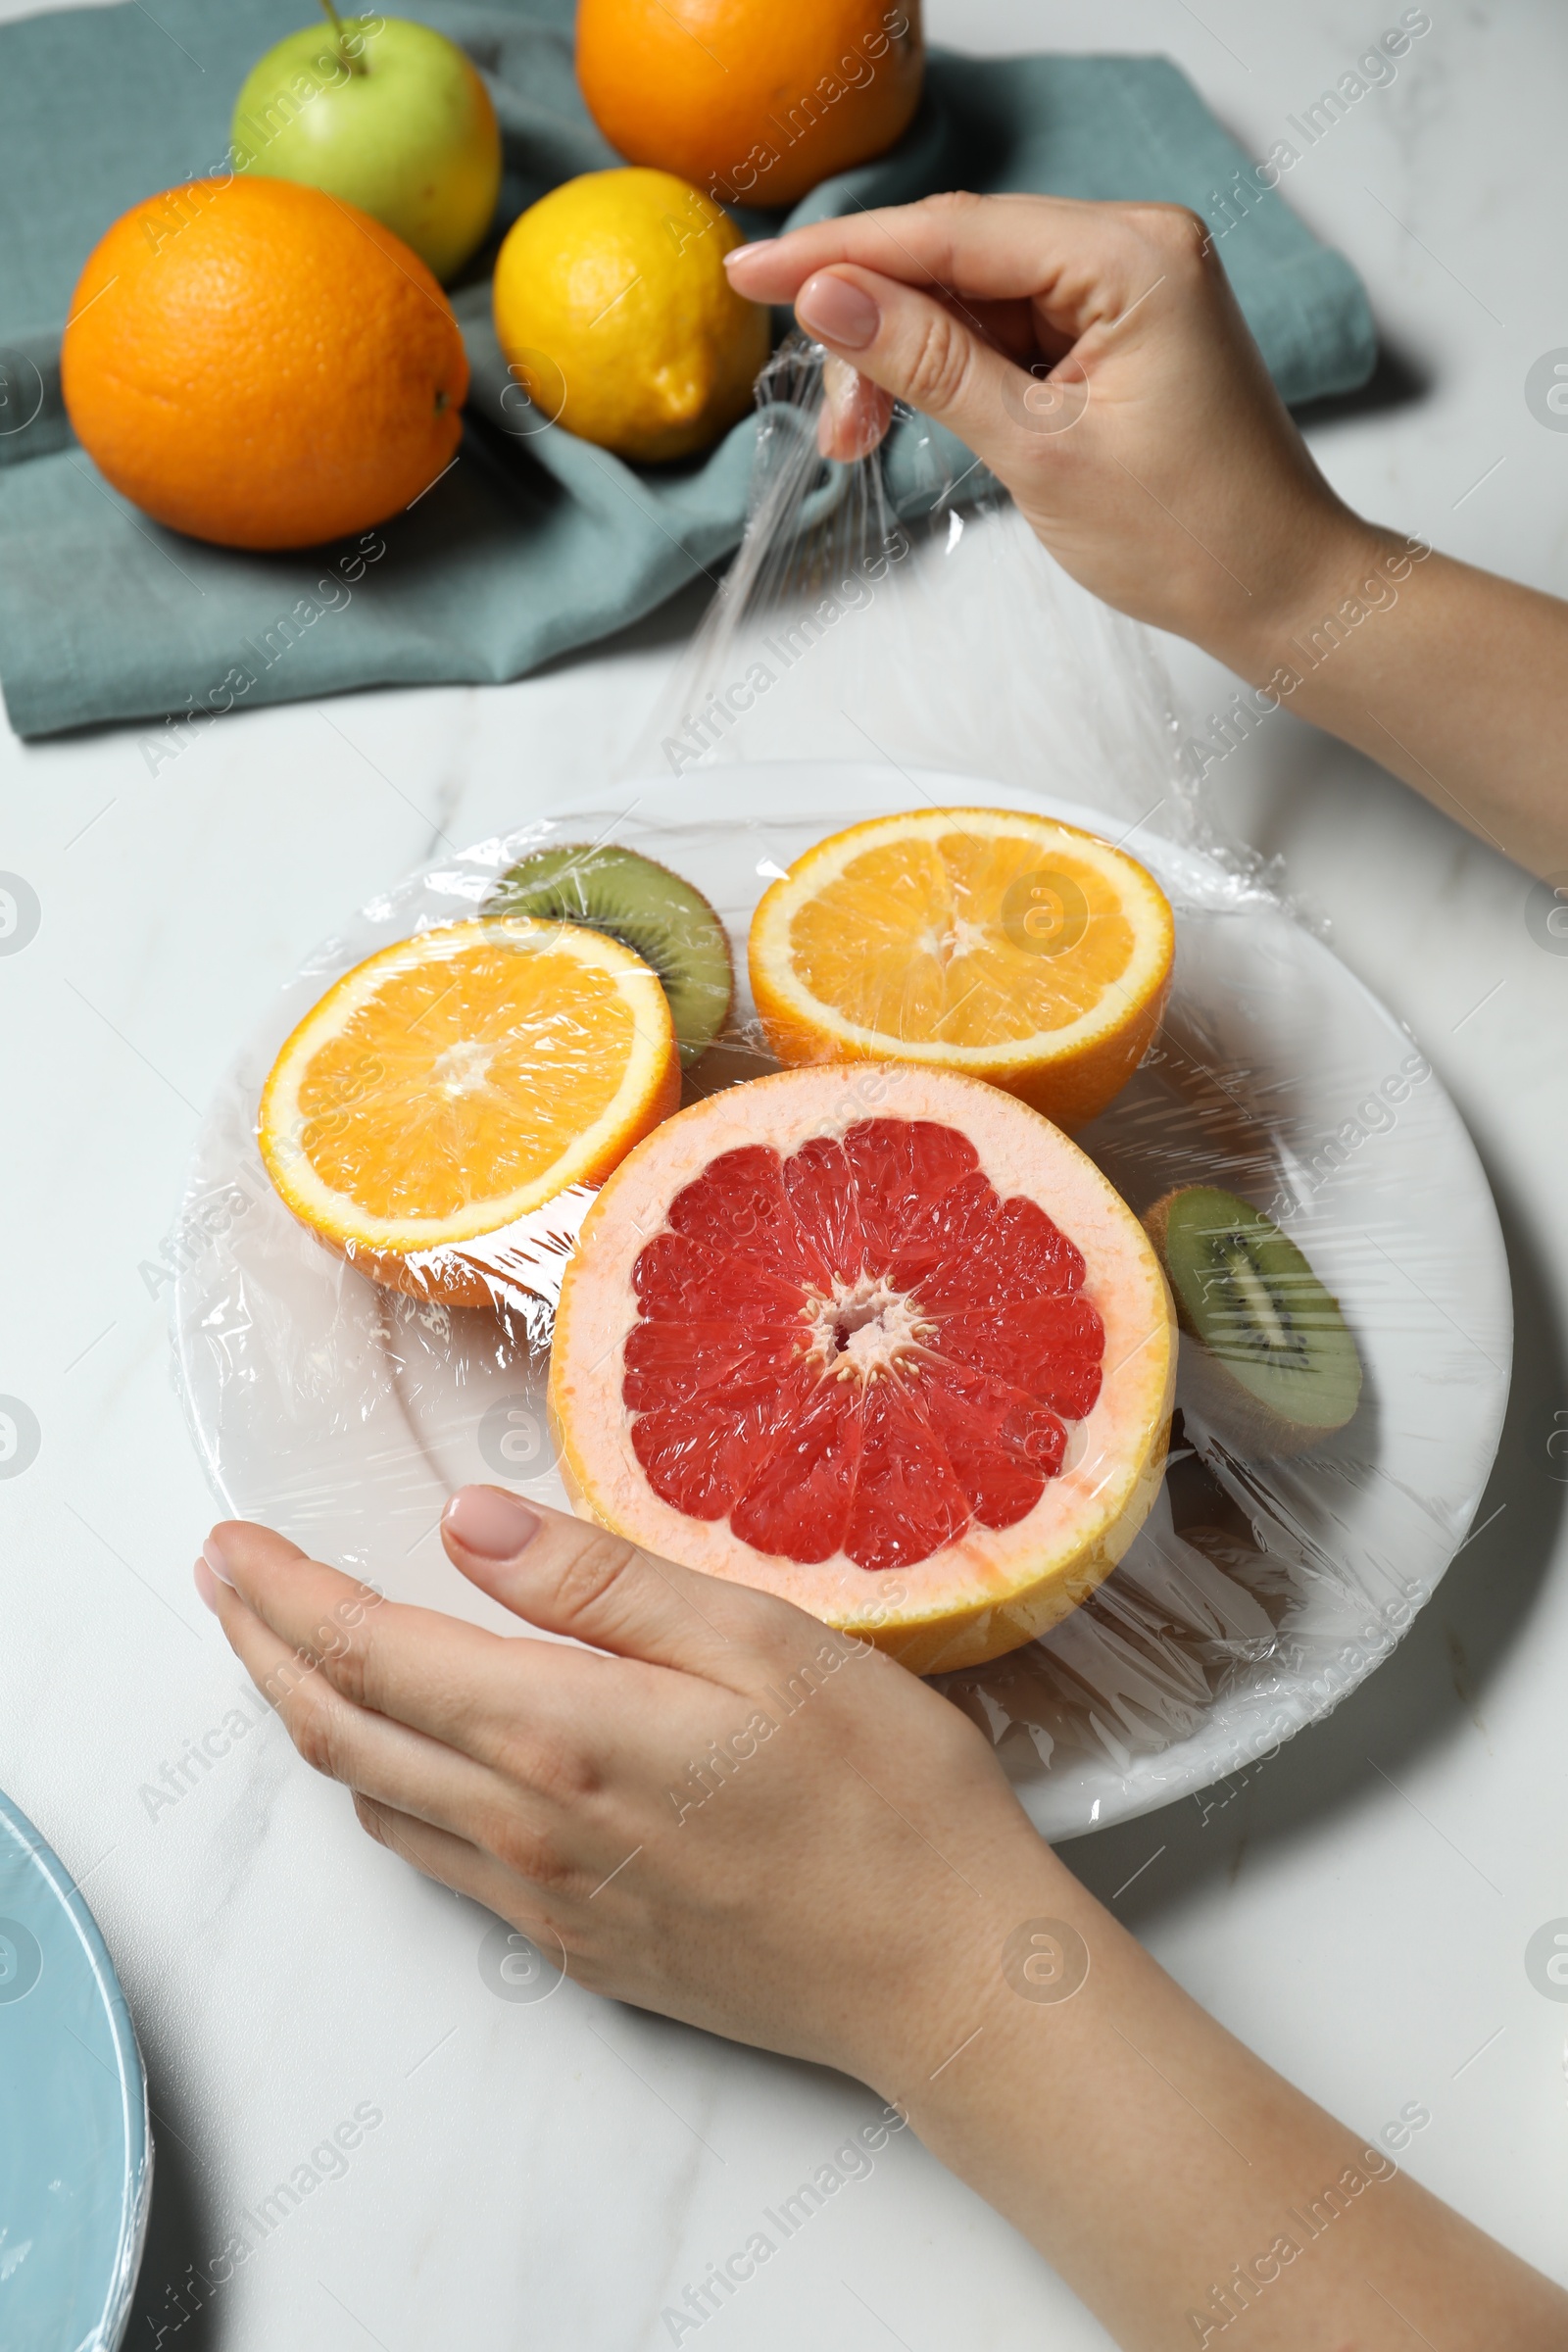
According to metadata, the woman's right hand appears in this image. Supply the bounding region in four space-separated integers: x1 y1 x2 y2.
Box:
725 194 1374 683
731 192 1568 878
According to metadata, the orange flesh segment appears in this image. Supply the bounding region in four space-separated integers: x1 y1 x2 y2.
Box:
788 832 1138 1045
748 808 1176 1133
258 917 680 1291
299 942 641 1221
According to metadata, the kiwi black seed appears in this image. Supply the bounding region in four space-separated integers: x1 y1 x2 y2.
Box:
1144 1184 1362 1455
485 843 734 1066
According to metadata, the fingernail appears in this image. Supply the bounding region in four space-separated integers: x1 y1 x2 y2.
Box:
722 238 775 267
443 1485 542 1561
202 1535 235 1588
193 1555 220 1613
796 271 880 351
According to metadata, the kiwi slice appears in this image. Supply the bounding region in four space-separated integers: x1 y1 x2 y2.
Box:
1145 1185 1362 1455
485 842 733 1065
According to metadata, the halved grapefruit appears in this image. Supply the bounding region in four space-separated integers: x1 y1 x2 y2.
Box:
550 1065 1175 1672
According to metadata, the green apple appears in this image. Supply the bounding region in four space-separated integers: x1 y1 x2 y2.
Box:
231 11 502 283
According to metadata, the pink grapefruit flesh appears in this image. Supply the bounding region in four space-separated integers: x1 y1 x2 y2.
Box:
549 1065 1174 1673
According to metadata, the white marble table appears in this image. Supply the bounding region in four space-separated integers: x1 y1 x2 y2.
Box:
3 4 1566 2345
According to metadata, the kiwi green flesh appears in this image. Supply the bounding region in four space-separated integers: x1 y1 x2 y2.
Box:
1147 1185 1362 1437
485 843 733 1066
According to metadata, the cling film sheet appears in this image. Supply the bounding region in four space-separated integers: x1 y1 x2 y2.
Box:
171 340 1510 1839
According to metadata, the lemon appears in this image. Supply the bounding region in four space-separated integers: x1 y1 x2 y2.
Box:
492 169 769 464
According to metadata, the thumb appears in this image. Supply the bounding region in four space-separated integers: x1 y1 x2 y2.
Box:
439 1484 791 1681
795 264 1086 473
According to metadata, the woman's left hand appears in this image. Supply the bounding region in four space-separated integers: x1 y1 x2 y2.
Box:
195 1487 1064 2097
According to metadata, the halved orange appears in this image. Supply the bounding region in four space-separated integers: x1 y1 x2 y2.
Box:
749 808 1175 1131
259 918 679 1304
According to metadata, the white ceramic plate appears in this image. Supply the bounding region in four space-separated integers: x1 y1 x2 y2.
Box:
172 765 1511 1840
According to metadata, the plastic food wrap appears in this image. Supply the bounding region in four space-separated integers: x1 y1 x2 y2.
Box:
171 343 1510 1838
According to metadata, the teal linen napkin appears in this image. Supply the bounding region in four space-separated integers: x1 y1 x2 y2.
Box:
0 0 1374 741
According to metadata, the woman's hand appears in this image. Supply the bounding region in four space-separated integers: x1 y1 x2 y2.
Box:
725 192 1367 680
728 191 1568 876
194 1487 1063 2097
196 1489 1568 2350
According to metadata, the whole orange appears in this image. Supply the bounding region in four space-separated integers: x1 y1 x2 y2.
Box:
576 0 924 211
61 176 468 551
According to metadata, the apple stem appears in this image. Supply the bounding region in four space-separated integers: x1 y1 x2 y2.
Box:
318 0 368 74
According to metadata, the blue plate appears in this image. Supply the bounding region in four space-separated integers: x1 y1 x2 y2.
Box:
0 1791 149 2351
